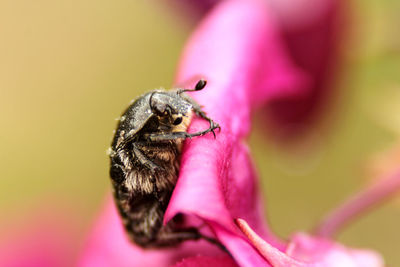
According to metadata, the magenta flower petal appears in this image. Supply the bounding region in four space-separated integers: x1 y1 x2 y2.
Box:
172 255 237 267
211 222 274 266
268 0 340 28
236 218 313 267
264 0 344 139
0 207 78 267
236 218 384 267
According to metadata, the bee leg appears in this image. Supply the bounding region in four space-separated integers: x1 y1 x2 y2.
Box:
132 144 161 173
197 112 220 138
193 108 221 138
144 132 190 142
144 122 220 142
181 95 221 138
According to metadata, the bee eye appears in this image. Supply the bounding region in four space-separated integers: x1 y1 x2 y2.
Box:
173 117 183 125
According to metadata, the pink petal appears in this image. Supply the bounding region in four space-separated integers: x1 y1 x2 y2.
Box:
268 0 340 29
211 222 273 267
236 219 313 267
166 0 339 29
264 0 344 139
173 255 237 267
0 205 79 267
236 218 384 267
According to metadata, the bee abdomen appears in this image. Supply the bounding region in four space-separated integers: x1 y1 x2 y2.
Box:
121 194 167 246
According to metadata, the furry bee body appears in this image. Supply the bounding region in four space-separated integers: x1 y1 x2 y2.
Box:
109 80 220 247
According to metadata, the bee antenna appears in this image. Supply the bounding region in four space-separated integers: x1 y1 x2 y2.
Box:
178 79 207 94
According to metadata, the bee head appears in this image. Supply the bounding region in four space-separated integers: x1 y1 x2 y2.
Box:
148 80 207 132
149 92 193 131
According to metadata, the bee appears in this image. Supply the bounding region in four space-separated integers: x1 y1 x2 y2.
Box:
109 80 221 248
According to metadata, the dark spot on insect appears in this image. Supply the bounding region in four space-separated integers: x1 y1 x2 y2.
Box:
109 80 225 250
173 117 182 125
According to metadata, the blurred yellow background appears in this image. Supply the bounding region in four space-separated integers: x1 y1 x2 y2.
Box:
0 0 399 265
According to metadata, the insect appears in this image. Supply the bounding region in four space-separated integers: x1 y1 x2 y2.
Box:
109 79 221 248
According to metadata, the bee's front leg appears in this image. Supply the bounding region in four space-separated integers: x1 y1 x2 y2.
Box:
143 122 220 142
131 143 161 173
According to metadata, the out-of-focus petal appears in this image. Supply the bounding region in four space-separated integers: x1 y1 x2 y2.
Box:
77 197 224 267
174 0 306 111
264 0 344 140
167 0 339 29
315 169 400 238
164 0 344 140
0 206 78 267
173 255 237 267
267 0 339 29
165 0 218 22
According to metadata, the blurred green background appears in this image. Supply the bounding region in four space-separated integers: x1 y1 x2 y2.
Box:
0 0 399 265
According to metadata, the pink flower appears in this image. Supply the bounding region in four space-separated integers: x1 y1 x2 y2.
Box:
80 1 301 265
77 0 391 266
0 1 395 267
